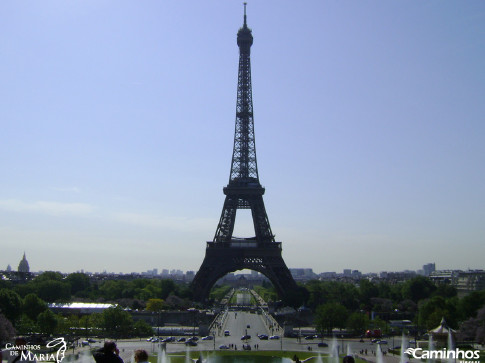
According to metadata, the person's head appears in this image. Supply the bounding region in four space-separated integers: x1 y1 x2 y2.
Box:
15 337 27 346
104 341 117 353
343 356 355 363
14 337 27 351
134 350 148 362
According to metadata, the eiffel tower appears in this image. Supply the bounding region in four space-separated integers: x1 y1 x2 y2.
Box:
192 5 298 302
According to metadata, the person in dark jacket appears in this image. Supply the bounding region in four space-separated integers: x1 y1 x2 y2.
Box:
93 341 124 363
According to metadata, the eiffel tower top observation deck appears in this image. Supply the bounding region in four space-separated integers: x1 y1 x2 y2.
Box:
230 3 258 183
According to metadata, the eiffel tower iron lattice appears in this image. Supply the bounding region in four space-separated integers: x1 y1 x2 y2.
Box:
191 5 298 302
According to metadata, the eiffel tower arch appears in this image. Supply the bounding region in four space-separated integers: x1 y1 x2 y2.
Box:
191 5 298 303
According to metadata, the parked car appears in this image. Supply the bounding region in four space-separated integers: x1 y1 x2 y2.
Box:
162 337 175 343
242 344 251 351
185 341 197 347
177 337 186 342
318 342 328 347
305 335 314 340
241 335 251 340
201 336 213 340
258 334 268 340
378 340 388 345
269 335 280 340
187 337 199 342
219 345 230 350
224 330 230 336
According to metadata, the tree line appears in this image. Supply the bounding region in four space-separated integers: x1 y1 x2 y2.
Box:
0 271 191 342
1 272 485 344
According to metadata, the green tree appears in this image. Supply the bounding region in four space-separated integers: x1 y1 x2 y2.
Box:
315 302 348 335
160 279 177 299
37 309 58 335
418 296 457 330
0 313 16 343
433 284 457 299
102 306 133 338
34 271 64 282
22 293 47 321
66 273 91 296
15 314 38 335
209 285 232 302
133 320 153 337
359 280 379 309
146 298 166 312
283 286 309 309
457 290 485 321
306 281 359 310
0 289 22 322
346 312 370 336
99 280 129 300
402 276 436 303
34 280 71 302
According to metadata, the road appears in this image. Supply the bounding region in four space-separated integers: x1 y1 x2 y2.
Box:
77 310 403 363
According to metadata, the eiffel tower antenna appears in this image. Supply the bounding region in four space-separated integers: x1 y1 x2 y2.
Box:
243 2 247 27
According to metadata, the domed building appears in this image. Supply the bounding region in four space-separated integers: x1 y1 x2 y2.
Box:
18 252 30 273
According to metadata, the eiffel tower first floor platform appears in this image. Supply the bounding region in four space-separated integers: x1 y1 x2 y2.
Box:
191 240 298 303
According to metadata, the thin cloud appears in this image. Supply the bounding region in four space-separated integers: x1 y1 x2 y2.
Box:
112 212 216 231
51 186 81 193
0 199 94 216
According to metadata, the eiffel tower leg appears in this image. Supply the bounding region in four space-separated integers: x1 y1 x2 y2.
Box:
213 196 238 243
249 195 274 242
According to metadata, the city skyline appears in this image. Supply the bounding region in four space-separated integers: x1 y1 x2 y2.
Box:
1 1 484 274
3 251 443 276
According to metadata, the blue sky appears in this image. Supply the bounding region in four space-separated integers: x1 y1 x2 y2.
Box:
1 1 484 274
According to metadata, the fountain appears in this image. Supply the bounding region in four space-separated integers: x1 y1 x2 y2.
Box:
315 354 324 363
447 331 455 363
329 336 339 363
376 344 384 363
399 333 407 363
428 335 435 363
185 346 192 363
346 343 352 357
156 345 169 363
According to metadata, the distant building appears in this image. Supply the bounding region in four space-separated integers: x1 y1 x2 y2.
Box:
289 268 316 281
429 270 459 285
18 252 30 273
352 270 362 278
423 263 436 276
343 269 352 277
186 271 195 281
49 302 115 315
6 264 12 272
455 270 485 297
319 272 337 279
